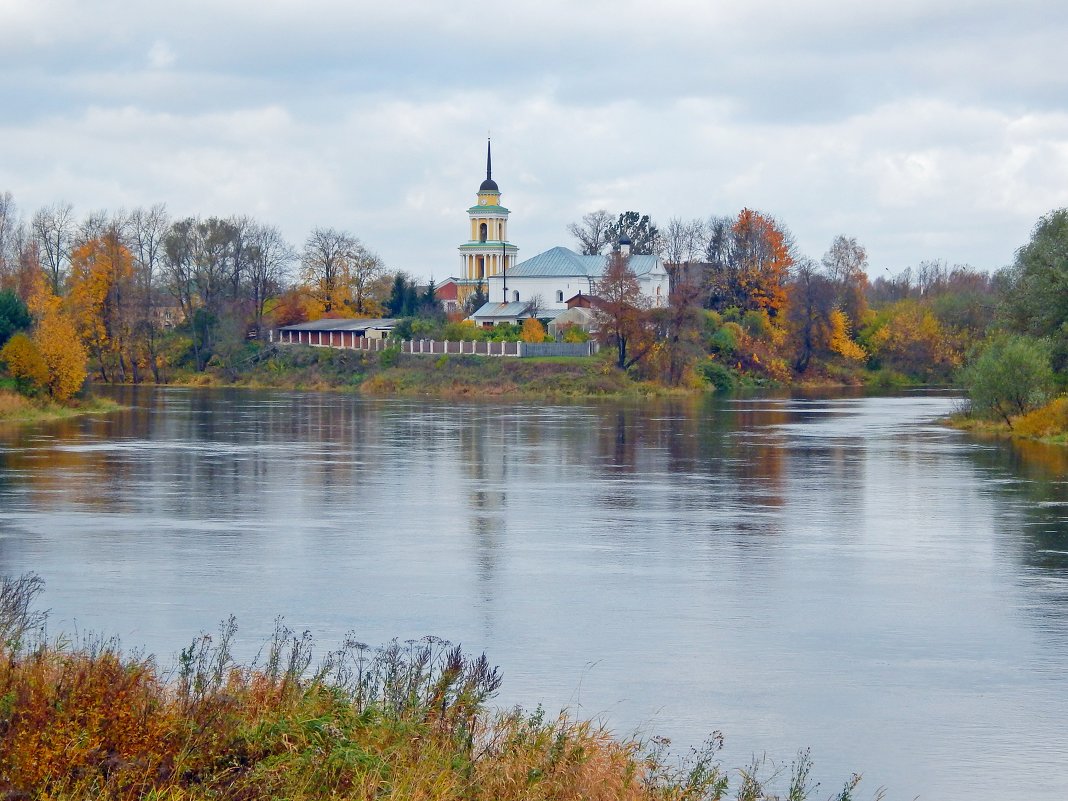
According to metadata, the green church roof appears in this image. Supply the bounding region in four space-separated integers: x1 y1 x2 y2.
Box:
467 205 510 214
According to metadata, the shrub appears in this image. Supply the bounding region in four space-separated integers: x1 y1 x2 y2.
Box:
379 344 401 368
0 333 48 396
697 358 735 392
959 333 1054 424
709 324 740 355
741 309 770 339
562 325 589 343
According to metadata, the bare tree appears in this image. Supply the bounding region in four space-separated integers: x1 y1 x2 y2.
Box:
524 293 545 318
660 217 706 265
127 204 171 382
348 242 384 315
567 209 615 255
32 202 75 292
0 192 18 288
245 223 293 333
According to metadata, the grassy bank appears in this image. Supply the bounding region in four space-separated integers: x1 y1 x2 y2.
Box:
0 574 870 801
167 344 685 399
948 397 1068 445
0 388 122 425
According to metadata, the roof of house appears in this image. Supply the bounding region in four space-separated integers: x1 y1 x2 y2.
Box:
507 246 663 278
279 318 399 332
470 302 565 321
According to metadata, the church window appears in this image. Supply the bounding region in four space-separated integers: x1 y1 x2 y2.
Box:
479 223 487 242
556 290 563 302
478 257 485 279
513 290 520 302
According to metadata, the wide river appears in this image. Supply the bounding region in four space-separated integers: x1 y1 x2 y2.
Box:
1 387 1066 799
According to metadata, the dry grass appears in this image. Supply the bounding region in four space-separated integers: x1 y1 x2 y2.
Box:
0 388 32 419
1011 396 1068 439
0 575 870 801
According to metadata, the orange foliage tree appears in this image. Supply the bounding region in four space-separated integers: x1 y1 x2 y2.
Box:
862 299 961 378
705 209 793 317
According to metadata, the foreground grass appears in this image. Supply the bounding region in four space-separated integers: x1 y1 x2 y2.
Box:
0 575 871 801
0 388 122 425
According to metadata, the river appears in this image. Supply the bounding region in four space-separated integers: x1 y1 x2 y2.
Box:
0 387 1066 799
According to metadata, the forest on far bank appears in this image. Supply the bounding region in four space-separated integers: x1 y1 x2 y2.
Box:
0 191 1066 430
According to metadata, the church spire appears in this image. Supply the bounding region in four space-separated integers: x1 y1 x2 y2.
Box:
486 137 492 183
478 137 499 192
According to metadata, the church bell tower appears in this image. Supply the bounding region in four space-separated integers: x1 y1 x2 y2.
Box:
458 139 517 302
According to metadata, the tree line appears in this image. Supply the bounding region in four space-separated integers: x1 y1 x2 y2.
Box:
0 191 425 388
570 207 1050 397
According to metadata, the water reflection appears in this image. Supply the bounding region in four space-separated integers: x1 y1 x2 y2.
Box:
0 388 1067 800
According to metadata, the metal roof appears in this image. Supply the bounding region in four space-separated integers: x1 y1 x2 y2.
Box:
470 302 564 320
279 318 399 332
507 246 662 278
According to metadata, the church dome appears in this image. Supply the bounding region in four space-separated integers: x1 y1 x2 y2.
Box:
479 177 499 192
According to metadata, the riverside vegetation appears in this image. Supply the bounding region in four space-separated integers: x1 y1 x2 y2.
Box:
0 574 874 801
3 195 1068 431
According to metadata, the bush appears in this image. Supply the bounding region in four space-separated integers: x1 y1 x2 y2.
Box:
741 309 771 339
0 333 48 396
379 344 401 368
959 333 1054 424
697 358 735 392
562 325 589 343
709 324 740 355
520 317 546 343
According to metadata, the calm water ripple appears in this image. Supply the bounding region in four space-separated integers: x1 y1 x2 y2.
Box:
1 386 1067 799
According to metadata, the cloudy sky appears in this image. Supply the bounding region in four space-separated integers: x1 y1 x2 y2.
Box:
2 0 1067 280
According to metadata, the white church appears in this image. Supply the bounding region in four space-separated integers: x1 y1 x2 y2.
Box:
450 141 670 326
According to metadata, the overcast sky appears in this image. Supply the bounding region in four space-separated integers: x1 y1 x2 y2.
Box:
2 0 1067 280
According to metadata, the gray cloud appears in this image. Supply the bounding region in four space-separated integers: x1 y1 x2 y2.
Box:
2 0 1067 277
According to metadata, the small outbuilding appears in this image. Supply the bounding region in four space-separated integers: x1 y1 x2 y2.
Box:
274 318 399 347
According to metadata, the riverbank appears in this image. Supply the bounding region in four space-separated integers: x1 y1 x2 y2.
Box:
167 344 692 399
0 389 122 425
0 574 861 801
947 396 1068 445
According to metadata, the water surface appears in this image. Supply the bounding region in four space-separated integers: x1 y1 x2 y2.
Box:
1 388 1066 799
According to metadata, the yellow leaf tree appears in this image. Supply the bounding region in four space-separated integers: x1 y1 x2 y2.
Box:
0 332 48 395
28 275 88 401
68 232 134 382
521 317 546 343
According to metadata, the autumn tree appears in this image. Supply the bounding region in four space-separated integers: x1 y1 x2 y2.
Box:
607 211 661 255
0 332 48 395
27 275 87 401
67 230 135 382
861 299 960 379
647 268 705 385
821 235 869 326
520 317 546 343
593 252 653 370
567 209 615 255
704 210 793 317
301 227 354 315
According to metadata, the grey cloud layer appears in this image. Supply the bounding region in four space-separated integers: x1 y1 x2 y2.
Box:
2 0 1067 276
